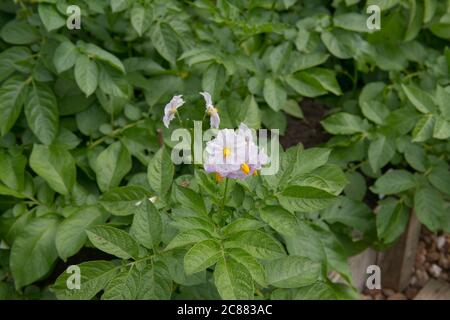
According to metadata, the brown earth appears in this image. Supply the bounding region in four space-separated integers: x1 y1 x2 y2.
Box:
280 98 331 149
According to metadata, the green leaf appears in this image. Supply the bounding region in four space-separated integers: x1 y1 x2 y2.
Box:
184 240 221 275
282 100 303 119
75 55 99 97
423 0 438 23
414 187 445 232
401 84 436 114
307 68 342 96
165 229 213 250
96 141 132 192
111 0 130 12
38 4 65 32
266 256 321 288
102 262 171 300
221 218 265 236
285 73 327 98
30 144 76 195
0 77 28 137
368 135 395 172
433 118 450 140
25 83 59 145
334 13 369 33
321 197 374 233
151 22 178 65
0 47 32 82
214 257 254 300
55 206 108 260
0 148 26 191
54 41 79 73
175 186 207 216
404 142 427 172
428 167 450 196
259 206 298 236
239 95 261 129
1 20 39 45
225 230 285 260
321 113 370 135
10 216 60 289
202 64 226 99
287 52 329 73
99 185 149 216
130 199 162 249
278 186 337 212
376 198 409 244
436 86 450 119
270 43 291 74
371 170 416 195
263 78 286 111
51 261 118 300
404 0 423 42
367 0 400 10
361 101 390 125
227 248 266 287
82 43 125 73
86 225 140 260
293 148 331 176
344 171 366 201
147 147 174 196
131 4 149 36
412 115 435 142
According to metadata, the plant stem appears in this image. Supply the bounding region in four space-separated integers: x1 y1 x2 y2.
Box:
219 178 229 215
88 119 145 149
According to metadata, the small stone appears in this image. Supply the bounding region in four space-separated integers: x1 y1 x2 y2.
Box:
404 288 418 300
416 254 426 265
410 276 417 286
439 256 449 269
416 269 429 287
429 264 442 278
427 252 440 262
437 236 446 250
388 293 407 300
438 273 448 281
382 288 395 297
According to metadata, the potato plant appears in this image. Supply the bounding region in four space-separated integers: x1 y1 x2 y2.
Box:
0 0 448 300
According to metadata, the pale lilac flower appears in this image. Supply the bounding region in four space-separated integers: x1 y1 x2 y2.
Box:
204 124 269 180
163 95 185 128
200 92 220 129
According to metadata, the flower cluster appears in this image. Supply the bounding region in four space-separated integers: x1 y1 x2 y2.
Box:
163 93 268 181
204 123 269 181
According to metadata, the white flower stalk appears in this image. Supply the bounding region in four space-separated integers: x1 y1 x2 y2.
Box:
204 123 269 181
200 91 220 129
163 95 185 128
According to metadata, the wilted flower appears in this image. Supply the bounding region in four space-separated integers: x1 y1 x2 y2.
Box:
163 95 185 128
200 92 220 129
204 124 269 180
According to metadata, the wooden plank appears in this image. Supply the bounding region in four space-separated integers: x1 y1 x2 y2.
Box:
348 248 377 291
377 212 421 291
414 280 450 300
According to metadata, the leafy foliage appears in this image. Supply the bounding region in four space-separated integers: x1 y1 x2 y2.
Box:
0 0 449 301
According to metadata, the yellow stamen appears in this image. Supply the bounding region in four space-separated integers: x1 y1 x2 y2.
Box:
207 107 218 115
223 147 231 157
170 107 177 114
252 170 258 176
240 163 250 175
215 172 223 183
